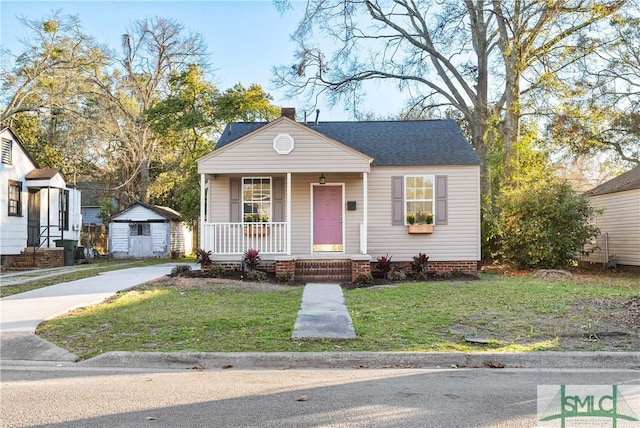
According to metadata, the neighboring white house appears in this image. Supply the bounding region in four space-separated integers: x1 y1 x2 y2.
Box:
0 127 82 267
196 109 482 281
583 165 640 271
109 202 193 258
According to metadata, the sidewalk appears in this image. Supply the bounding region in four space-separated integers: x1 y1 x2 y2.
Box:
0 263 179 361
0 261 140 287
292 283 356 340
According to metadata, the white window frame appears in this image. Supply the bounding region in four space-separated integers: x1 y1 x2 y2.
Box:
242 177 272 223
404 174 435 225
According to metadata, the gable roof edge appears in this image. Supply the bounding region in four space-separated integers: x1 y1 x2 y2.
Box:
198 116 374 166
1 126 40 168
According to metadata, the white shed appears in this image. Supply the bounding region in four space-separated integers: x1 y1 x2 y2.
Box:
109 203 193 258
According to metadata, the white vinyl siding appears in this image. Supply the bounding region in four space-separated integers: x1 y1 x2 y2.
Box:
584 190 640 267
198 120 371 174
205 172 364 256
205 166 480 262
368 166 480 262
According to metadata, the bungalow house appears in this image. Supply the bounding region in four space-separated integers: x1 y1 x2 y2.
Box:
583 165 640 272
196 109 482 282
109 202 193 258
0 126 82 267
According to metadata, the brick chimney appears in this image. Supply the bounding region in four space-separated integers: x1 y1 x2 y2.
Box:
281 107 296 121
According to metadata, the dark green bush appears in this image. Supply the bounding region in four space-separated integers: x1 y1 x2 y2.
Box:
170 264 192 277
498 180 599 270
246 270 267 282
354 273 373 285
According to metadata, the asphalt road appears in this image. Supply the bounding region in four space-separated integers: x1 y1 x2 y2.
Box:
1 364 639 427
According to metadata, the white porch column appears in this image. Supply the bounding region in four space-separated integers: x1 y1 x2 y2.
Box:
287 172 291 255
200 174 206 251
362 172 368 254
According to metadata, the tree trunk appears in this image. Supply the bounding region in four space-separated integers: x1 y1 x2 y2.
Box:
139 157 150 203
502 61 521 179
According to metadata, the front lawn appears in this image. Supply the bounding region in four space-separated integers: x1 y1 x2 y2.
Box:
37 272 640 360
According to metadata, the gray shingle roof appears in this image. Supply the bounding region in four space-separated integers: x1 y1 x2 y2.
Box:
216 119 481 166
585 165 640 196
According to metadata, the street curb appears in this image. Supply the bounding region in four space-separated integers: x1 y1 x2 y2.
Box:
79 351 640 370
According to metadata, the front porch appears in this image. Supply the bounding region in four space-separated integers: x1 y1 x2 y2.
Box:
200 222 289 256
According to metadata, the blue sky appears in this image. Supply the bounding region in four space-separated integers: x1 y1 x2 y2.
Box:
0 0 404 121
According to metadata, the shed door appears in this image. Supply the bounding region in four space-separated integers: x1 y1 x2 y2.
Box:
313 185 343 252
129 223 153 257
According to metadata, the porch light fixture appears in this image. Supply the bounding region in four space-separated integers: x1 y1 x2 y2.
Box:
319 173 326 184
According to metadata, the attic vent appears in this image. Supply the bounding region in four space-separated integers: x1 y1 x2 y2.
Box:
1 139 11 165
273 133 294 154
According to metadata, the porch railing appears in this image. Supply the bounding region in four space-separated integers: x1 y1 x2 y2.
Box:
28 225 63 249
201 222 288 255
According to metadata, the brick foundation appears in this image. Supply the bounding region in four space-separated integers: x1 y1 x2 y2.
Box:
351 258 372 282
275 257 295 280
4 248 65 268
377 260 479 276
211 257 477 282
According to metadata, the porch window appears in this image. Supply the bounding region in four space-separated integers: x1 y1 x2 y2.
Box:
59 189 69 230
404 175 434 224
8 180 21 216
242 177 271 222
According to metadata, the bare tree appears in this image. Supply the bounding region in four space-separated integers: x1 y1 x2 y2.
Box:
89 17 207 204
550 7 640 165
273 0 626 186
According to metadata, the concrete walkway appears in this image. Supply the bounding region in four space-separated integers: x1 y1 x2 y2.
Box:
292 283 356 340
0 261 140 287
0 263 178 361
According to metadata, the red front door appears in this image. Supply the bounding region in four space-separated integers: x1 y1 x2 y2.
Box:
313 185 343 252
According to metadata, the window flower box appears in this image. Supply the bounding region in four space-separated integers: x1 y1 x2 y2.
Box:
406 212 433 234
243 224 269 236
408 224 433 234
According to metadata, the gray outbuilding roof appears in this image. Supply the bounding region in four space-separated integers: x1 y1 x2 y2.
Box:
216 119 481 166
110 202 181 222
585 165 640 196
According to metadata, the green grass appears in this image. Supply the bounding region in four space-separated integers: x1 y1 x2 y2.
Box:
38 285 304 358
0 259 173 298
37 272 640 359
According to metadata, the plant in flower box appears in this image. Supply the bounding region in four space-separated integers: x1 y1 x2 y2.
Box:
406 213 416 225
407 211 434 234
416 212 433 225
243 214 269 235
